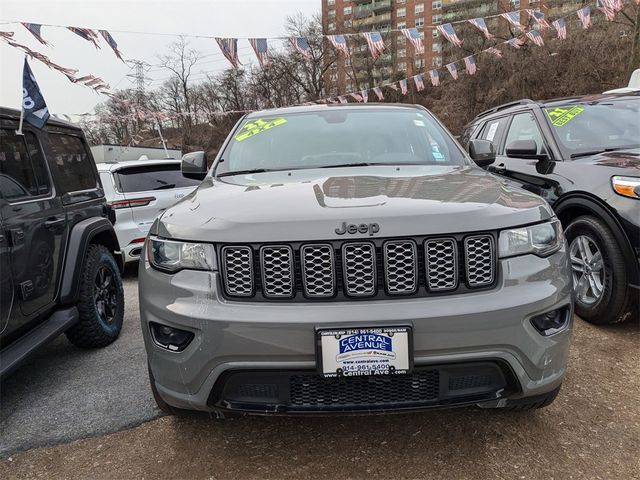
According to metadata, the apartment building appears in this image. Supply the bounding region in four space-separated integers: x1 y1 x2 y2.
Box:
321 0 444 94
321 0 553 95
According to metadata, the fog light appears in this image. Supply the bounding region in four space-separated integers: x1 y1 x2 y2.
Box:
530 307 570 336
149 322 194 352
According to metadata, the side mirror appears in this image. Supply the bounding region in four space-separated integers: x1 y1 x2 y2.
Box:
468 139 496 167
506 140 538 159
181 151 208 180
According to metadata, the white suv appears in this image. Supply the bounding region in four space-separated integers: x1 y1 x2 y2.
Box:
98 160 200 263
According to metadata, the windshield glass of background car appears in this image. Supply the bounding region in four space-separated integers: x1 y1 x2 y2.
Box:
216 109 466 174
544 99 640 156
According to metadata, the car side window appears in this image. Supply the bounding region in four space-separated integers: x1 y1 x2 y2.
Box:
504 113 546 155
479 117 509 146
48 133 97 193
0 129 50 202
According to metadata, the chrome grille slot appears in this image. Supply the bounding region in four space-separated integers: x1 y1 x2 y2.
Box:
425 238 458 291
464 235 495 287
383 241 417 294
222 246 254 297
260 246 294 298
301 244 335 298
342 243 376 297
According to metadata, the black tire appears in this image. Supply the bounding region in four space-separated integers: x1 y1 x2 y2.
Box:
503 385 561 411
565 215 636 325
65 244 124 348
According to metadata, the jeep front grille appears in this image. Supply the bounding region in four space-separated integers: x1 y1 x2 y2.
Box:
301 244 335 298
425 239 458 291
383 241 418 294
260 246 294 298
342 243 376 297
220 234 496 301
221 246 254 297
464 235 495 287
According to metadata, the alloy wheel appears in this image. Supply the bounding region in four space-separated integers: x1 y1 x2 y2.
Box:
569 235 605 305
94 265 117 325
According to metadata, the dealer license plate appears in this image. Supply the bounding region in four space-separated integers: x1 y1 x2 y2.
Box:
317 326 411 378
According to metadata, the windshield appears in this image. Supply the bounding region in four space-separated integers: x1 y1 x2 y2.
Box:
543 98 640 157
216 108 466 175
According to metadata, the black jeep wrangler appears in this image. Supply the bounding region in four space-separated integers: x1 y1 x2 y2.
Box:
0 107 125 379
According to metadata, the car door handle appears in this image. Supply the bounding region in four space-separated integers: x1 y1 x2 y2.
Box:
44 217 67 229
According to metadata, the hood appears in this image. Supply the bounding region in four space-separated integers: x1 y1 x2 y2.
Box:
577 148 640 170
156 165 551 242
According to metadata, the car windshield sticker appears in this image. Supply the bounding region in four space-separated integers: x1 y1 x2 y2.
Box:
485 121 500 141
545 106 585 127
235 117 288 142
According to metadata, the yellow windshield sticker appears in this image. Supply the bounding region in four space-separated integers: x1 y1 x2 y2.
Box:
545 106 585 127
235 117 288 142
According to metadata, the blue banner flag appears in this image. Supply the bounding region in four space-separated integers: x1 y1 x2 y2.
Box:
21 58 49 130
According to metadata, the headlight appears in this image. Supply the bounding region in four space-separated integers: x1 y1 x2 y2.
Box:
148 237 217 273
611 176 640 200
498 219 564 258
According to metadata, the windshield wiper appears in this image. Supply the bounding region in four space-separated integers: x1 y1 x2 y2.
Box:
570 146 639 159
153 184 177 190
217 168 272 177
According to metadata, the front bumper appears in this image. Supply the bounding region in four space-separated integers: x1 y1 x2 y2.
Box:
140 249 573 413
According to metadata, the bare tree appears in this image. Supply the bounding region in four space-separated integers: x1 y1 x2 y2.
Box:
157 37 202 145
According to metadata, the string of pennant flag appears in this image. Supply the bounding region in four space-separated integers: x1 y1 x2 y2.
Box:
0 0 635 110
76 0 632 127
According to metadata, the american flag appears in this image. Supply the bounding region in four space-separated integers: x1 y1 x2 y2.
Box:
506 37 525 49
526 30 545 47
67 27 100 48
577 7 592 29
429 69 440 87
327 35 349 56
463 55 477 75
216 38 241 69
99 30 124 61
597 0 616 21
22 23 49 46
362 31 385 59
413 74 425 92
436 23 463 47
373 87 384 101
446 63 458 80
338 96 348 104
400 28 424 54
350 92 363 102
289 36 311 59
485 47 503 58
467 18 494 40
501 12 525 31
528 10 550 28
552 18 567 40
0 31 13 40
399 79 408 95
360 89 369 103
249 38 270 69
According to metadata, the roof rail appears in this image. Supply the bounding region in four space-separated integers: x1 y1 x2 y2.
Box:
475 99 536 119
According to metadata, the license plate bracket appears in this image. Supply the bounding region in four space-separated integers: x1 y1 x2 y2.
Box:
316 326 413 378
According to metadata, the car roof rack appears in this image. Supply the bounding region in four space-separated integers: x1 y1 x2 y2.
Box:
475 99 537 119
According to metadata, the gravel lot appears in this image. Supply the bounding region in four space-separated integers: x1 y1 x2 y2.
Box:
0 267 638 479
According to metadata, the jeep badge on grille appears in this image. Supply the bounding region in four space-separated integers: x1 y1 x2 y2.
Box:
335 222 380 236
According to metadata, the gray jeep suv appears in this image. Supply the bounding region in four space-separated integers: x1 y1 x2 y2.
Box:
139 104 573 416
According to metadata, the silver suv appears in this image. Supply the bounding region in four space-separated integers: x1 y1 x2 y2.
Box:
139 104 573 416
